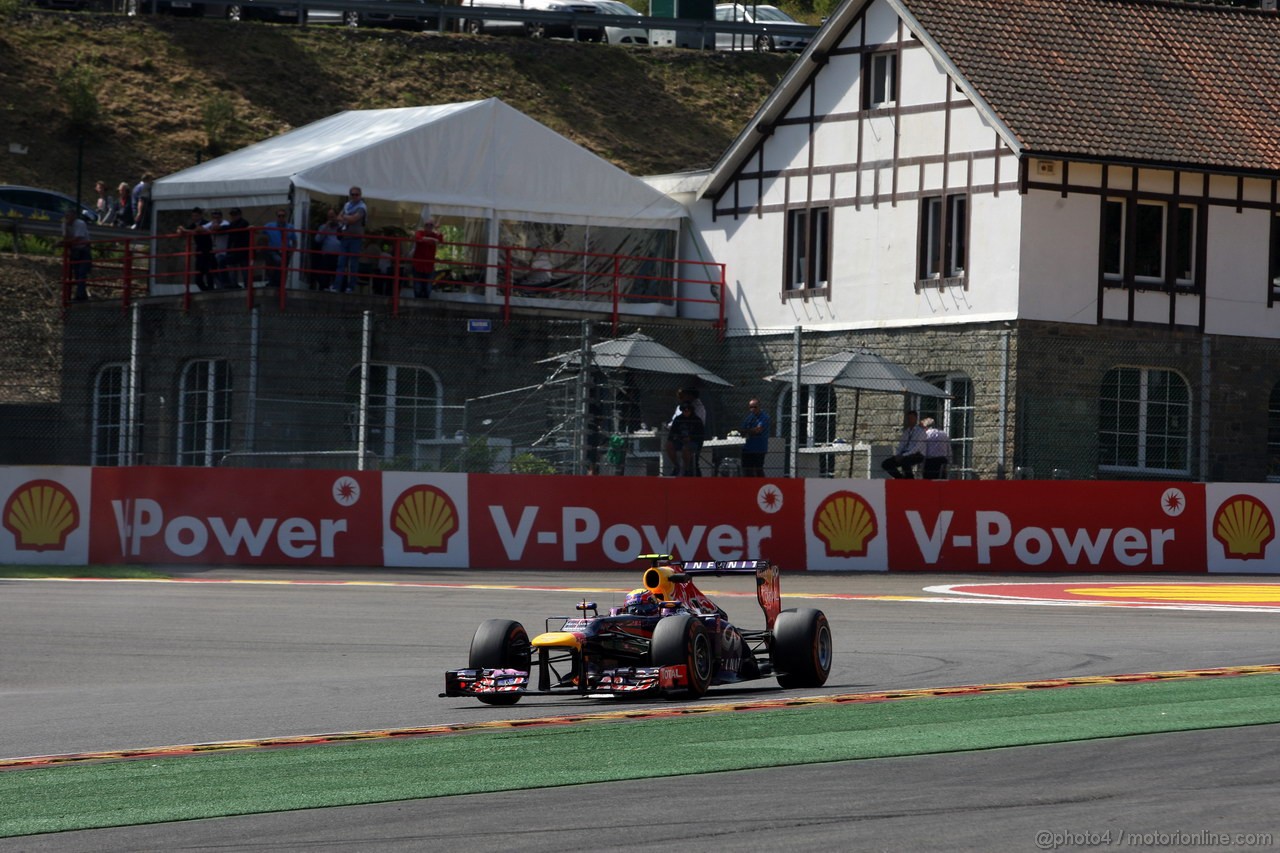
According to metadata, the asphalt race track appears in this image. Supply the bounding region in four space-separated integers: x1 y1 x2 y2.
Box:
3 569 1279 851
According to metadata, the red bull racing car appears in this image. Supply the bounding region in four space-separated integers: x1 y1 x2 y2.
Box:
442 555 833 704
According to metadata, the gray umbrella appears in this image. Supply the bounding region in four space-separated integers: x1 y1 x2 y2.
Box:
765 349 948 476
540 332 731 386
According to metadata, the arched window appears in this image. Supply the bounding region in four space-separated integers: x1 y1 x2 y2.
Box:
776 385 837 476
177 359 232 467
347 363 443 464
1099 367 1190 476
921 373 974 475
92 362 131 466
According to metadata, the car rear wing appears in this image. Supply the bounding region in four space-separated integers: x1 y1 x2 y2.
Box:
638 555 782 630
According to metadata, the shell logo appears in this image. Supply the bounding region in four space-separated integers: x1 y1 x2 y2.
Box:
812 490 878 558
1212 494 1274 561
390 484 460 554
3 479 80 552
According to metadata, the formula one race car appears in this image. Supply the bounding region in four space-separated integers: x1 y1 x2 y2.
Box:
442 555 832 704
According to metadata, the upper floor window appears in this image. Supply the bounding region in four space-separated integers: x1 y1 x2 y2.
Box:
1099 366 1190 477
1269 212 1280 301
1102 198 1197 287
92 362 131 466
177 359 232 467
918 194 967 281
785 207 831 293
864 51 897 107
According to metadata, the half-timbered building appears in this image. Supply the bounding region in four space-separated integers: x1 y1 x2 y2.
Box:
659 0 1280 482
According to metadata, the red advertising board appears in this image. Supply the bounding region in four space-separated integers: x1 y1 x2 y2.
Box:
466 474 807 569
885 480 1206 572
89 467 383 566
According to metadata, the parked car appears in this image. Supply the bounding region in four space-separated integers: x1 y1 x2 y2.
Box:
0 186 97 226
152 0 359 25
462 0 604 41
714 3 810 52
587 0 647 45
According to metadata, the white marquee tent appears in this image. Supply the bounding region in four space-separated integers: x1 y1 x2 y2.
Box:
151 98 685 230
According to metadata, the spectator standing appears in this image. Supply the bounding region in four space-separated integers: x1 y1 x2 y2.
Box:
921 416 951 480
223 207 251 288
667 401 705 477
115 182 134 230
93 180 112 225
332 186 367 293
311 207 343 291
739 398 770 477
208 210 231 288
131 174 152 230
176 207 216 292
664 388 707 476
60 208 92 302
881 410 926 479
412 217 444 298
262 208 297 288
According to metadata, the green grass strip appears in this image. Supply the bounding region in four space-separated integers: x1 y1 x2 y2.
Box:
0 566 168 580
4 673 1280 837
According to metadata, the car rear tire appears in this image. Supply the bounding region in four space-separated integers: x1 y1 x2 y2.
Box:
771 608 832 689
343 9 360 26
525 22 546 38
468 618 531 706
651 614 713 698
225 3 241 21
465 18 482 33
755 34 774 52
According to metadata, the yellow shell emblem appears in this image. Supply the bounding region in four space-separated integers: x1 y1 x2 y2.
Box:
813 491 877 557
3 479 80 552
391 485 459 554
1213 495 1274 560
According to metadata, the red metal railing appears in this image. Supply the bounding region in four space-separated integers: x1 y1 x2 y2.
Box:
61 228 728 333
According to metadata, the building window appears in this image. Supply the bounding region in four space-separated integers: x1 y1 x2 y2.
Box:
920 373 974 475
177 359 232 467
348 364 443 464
1269 212 1280 300
785 207 831 292
1269 382 1280 482
918 194 967 281
865 51 897 107
777 385 837 476
1099 367 1190 476
92 362 131 466
1102 198 1198 287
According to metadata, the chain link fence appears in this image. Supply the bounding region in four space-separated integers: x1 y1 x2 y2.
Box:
2 289 1278 482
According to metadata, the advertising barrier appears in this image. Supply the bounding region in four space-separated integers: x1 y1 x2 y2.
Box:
1 467 1276 573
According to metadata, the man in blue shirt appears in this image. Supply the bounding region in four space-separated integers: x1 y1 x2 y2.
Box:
740 398 770 477
262 208 297 288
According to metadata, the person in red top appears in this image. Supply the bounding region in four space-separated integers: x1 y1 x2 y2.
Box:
412 217 444 298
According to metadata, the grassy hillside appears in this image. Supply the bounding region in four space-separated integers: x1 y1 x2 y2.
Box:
0 9 793 199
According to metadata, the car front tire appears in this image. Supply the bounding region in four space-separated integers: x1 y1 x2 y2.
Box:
468 618 531 706
651 614 713 698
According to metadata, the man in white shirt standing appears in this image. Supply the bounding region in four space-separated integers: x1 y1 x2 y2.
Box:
881 410 926 479
60 208 92 302
920 416 951 480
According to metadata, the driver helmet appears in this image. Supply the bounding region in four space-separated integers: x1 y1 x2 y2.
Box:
624 588 659 616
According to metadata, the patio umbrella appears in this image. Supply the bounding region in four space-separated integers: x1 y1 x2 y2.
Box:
765 348 948 476
539 332 731 386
